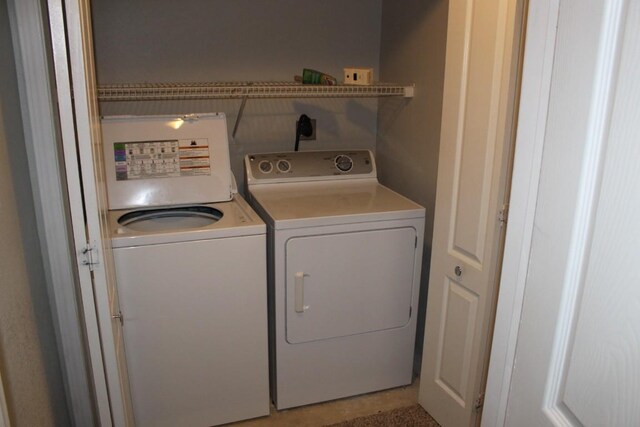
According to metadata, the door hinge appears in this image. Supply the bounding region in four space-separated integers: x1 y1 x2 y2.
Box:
112 310 124 326
498 203 509 226
81 243 99 271
474 392 485 412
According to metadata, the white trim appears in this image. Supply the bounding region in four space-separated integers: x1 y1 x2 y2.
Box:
52 0 132 424
481 0 560 425
6 0 96 425
47 0 114 425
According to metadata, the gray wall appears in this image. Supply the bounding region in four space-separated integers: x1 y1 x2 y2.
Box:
91 0 447 375
0 1 446 421
0 0 69 424
377 0 448 371
91 0 383 192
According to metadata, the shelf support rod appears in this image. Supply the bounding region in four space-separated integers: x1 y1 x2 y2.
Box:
232 95 248 139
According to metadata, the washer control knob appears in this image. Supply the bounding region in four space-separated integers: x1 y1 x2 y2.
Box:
277 159 291 173
258 160 273 173
335 155 353 172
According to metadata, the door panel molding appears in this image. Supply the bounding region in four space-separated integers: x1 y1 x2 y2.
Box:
493 0 640 424
543 0 629 423
435 278 479 406
448 0 508 269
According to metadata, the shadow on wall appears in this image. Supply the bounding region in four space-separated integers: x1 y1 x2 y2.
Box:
376 0 449 374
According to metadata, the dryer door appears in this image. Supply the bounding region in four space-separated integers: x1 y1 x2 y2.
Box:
285 227 417 344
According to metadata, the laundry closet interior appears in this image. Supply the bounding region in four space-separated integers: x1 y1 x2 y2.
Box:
88 0 448 423
92 0 446 258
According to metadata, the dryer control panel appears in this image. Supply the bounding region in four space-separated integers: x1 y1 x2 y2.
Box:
245 150 376 185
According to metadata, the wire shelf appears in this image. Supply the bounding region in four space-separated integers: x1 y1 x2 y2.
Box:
97 81 414 102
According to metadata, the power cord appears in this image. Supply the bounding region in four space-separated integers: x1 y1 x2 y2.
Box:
294 114 313 151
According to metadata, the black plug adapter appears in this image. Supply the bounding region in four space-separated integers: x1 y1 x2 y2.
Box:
295 114 314 151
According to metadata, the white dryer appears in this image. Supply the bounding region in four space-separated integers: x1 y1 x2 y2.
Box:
244 150 425 409
102 113 269 427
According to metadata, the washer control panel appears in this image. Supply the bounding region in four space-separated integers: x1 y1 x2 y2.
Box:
246 150 375 183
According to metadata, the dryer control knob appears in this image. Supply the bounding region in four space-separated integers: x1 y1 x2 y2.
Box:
259 160 273 173
277 159 291 173
335 155 353 172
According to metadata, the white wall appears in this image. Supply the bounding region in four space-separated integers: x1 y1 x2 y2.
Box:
0 0 69 424
91 0 383 191
377 0 448 370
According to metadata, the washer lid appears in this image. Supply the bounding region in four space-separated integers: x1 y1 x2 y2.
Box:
102 113 233 210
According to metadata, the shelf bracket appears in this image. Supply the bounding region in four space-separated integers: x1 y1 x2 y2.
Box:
232 95 248 139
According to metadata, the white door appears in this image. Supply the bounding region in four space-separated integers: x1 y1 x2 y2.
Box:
418 0 524 425
502 0 640 425
48 0 133 425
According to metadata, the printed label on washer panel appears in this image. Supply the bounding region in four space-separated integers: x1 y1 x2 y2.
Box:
114 139 211 180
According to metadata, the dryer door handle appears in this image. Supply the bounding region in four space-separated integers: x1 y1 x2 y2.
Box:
294 272 307 313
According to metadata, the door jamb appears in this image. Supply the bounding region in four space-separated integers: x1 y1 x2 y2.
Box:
8 0 563 424
6 0 97 425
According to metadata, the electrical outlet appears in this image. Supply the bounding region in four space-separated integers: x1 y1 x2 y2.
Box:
344 68 374 85
296 119 316 140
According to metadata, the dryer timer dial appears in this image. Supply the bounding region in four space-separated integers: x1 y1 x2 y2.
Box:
334 155 353 172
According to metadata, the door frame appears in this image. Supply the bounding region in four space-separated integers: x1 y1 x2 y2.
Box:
481 0 561 425
10 0 562 424
6 0 97 425
48 0 132 424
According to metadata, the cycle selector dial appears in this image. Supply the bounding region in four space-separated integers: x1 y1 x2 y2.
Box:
258 160 273 174
334 155 353 172
276 159 291 173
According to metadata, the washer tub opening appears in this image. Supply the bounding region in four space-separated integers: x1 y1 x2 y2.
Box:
118 205 223 232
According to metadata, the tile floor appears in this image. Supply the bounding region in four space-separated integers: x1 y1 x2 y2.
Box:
229 378 420 427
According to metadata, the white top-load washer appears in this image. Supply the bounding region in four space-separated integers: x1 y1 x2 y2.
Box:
244 150 425 409
102 113 269 427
